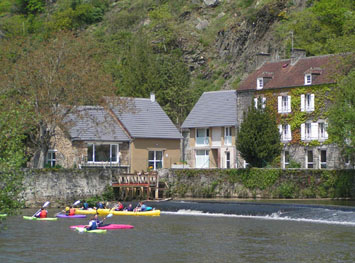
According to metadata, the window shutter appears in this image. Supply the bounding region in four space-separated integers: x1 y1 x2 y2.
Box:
287 96 292 113
254 98 258 109
301 123 305 140
301 94 305 112
262 97 266 109
287 125 292 140
325 122 328 139
278 96 282 113
310 94 315 111
311 123 318 140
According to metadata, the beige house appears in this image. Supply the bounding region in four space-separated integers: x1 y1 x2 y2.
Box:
47 94 182 173
181 90 237 168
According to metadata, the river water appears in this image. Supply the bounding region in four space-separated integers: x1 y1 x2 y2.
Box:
1 200 355 263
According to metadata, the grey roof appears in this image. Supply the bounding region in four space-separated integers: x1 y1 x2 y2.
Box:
181 90 237 128
111 98 182 139
66 106 130 142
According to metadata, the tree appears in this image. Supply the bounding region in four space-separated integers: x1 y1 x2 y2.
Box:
328 69 355 163
237 99 281 167
0 32 116 168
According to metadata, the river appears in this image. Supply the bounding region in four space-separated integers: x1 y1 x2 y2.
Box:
1 200 355 263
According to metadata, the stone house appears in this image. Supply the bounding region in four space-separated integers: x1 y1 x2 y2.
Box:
47 94 182 173
237 50 350 169
181 90 237 168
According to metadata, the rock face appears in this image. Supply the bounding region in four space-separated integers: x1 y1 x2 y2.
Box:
203 0 219 7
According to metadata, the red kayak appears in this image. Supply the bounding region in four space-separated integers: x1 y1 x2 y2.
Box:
70 224 134 230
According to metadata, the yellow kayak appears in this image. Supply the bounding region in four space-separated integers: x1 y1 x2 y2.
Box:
74 208 160 216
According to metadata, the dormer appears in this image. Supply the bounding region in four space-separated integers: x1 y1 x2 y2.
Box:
256 72 273 90
304 67 322 86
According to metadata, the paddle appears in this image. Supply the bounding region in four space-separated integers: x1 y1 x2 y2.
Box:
57 200 81 216
32 201 50 217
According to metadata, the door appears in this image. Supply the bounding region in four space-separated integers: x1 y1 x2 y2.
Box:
195 150 209 168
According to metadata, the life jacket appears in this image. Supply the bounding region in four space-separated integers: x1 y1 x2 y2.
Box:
89 220 97 230
83 203 89 210
69 208 75 216
118 204 124 211
39 210 47 218
140 204 147 211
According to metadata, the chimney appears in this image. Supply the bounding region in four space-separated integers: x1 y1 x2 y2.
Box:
291 48 306 65
255 53 271 69
150 92 155 102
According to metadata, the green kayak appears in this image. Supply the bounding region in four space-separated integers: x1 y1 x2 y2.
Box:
75 227 107 234
0 214 7 217
23 216 58 221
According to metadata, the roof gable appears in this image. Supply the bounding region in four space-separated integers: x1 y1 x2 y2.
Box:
111 98 182 139
181 90 237 128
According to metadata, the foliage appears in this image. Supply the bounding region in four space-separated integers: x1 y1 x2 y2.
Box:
102 185 115 201
328 69 355 162
0 32 116 168
237 98 281 167
277 0 355 55
275 182 297 198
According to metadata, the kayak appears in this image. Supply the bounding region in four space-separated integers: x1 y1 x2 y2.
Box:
56 214 86 218
70 224 134 230
75 227 107 234
23 216 58 221
0 214 7 217
74 208 160 216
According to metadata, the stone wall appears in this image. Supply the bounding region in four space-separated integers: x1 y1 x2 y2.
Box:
158 168 355 199
22 169 115 207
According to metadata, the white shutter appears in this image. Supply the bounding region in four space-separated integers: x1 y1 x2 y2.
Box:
287 124 292 140
301 123 305 140
279 125 282 140
262 97 266 109
325 122 329 139
254 98 258 109
278 96 282 113
311 123 318 140
310 94 315 111
288 96 292 113
300 94 305 112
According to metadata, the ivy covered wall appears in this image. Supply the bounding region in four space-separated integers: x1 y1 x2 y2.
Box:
161 168 355 199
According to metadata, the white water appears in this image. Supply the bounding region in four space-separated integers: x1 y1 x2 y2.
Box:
162 209 355 226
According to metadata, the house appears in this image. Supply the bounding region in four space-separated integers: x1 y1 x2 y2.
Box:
47 94 182 172
181 90 237 168
237 49 349 169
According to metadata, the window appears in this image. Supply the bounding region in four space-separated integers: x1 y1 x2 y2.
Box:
318 122 328 140
279 124 292 141
196 128 209 146
284 151 290 169
257 78 263 89
305 74 312 85
195 150 209 168
225 152 231 169
243 160 249 168
278 96 291 113
47 150 57 167
254 97 266 109
224 127 232 146
320 150 327 169
301 122 319 141
87 144 118 163
148 151 163 170
301 94 315 112
307 150 313 169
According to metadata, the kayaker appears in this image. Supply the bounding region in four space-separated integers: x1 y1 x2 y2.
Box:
94 214 107 227
35 207 48 218
140 202 147 212
126 204 133 211
67 206 75 216
82 200 89 210
85 216 98 231
115 202 124 211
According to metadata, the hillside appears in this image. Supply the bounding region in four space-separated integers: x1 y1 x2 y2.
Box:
0 0 354 125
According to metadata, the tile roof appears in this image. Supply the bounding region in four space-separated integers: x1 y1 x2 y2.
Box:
111 98 182 139
181 90 237 128
66 106 130 142
238 54 344 91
